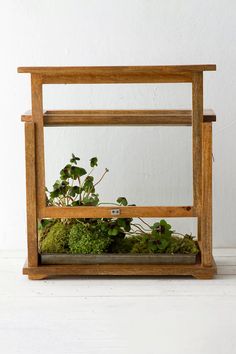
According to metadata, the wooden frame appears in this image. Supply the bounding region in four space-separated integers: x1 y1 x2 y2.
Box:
19 65 217 279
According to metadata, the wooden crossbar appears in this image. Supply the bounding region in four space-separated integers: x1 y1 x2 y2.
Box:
21 109 216 126
39 206 194 219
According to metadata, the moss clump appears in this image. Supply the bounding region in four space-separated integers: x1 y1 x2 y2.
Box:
39 218 199 256
68 222 111 254
165 235 199 254
130 238 150 254
109 235 142 253
130 234 199 255
40 221 70 253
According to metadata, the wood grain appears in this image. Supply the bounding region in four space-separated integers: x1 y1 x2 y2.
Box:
21 109 216 126
18 64 217 74
40 206 194 219
41 73 193 84
23 257 217 279
18 65 215 85
31 74 46 213
201 123 213 266
192 72 203 213
24 122 38 267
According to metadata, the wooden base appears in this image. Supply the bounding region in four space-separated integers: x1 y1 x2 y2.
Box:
23 257 217 280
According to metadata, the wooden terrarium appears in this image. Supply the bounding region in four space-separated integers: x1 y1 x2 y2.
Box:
19 65 217 279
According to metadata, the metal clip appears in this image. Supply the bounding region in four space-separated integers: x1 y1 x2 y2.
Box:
111 209 121 216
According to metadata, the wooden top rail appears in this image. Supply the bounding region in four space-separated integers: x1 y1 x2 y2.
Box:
18 65 216 74
17 65 216 84
21 109 216 126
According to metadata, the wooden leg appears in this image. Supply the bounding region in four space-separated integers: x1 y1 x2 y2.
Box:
193 273 214 280
28 274 47 280
25 122 38 267
201 123 213 266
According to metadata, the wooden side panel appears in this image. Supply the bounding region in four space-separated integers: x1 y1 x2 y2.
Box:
25 122 38 266
192 72 203 214
31 74 46 214
201 123 213 266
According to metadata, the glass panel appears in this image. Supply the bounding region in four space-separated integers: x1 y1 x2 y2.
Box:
43 83 191 109
44 126 192 206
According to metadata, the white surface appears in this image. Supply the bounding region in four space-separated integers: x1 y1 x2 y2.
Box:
0 1 236 248
0 249 236 354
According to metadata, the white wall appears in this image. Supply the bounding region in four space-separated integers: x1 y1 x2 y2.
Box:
0 0 235 249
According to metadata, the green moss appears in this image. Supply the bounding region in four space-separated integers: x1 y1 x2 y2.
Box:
40 221 70 253
110 235 142 253
130 234 199 255
38 219 199 256
68 222 111 254
165 235 199 254
130 238 150 254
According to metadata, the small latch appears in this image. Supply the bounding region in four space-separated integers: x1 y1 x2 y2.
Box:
111 209 121 216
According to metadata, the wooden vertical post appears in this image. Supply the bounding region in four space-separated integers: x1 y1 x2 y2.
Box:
201 123 213 266
192 72 203 212
192 72 203 246
31 74 46 214
25 122 38 266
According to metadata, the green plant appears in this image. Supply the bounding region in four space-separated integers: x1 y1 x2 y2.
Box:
129 220 199 255
39 217 199 256
165 235 199 254
46 154 108 207
68 222 111 254
130 233 199 255
41 154 199 256
109 235 142 253
40 221 70 253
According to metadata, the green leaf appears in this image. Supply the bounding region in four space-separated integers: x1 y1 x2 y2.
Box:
70 153 80 165
60 164 71 180
70 166 87 179
82 194 99 206
124 223 131 232
53 180 61 190
151 219 173 237
116 197 128 206
50 189 60 198
117 218 126 228
159 219 172 231
83 176 95 193
71 200 81 206
68 186 83 197
90 157 98 167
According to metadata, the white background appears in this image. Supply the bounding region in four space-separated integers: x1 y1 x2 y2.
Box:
0 0 235 249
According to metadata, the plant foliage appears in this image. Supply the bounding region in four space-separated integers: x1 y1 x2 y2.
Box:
41 154 199 256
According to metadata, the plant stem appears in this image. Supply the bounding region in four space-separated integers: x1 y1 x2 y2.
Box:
131 223 149 234
94 168 109 187
86 168 94 178
138 217 152 229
